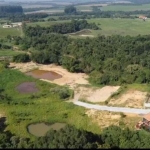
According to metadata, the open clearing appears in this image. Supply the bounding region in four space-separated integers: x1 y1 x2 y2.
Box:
9 62 149 109
108 90 147 108
102 3 150 11
0 27 21 38
78 86 120 103
86 109 141 129
9 62 89 89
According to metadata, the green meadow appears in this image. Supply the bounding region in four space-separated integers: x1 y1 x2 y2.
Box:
102 4 150 11
0 50 24 57
0 27 22 38
0 68 101 139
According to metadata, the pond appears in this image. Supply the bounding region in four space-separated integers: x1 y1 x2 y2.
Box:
28 122 66 137
16 82 39 93
26 69 62 81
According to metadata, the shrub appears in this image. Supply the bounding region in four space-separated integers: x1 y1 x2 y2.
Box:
13 53 30 63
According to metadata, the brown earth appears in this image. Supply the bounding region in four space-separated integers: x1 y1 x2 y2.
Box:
86 109 141 129
108 90 147 108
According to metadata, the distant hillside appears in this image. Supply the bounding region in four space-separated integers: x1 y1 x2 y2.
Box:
128 0 150 4
0 5 23 13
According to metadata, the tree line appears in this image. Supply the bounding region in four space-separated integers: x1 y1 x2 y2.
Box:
23 19 99 36
0 122 150 148
0 5 23 14
8 13 48 22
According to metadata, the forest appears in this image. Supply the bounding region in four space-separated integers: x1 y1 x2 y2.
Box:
12 22 150 85
0 119 150 149
23 19 99 35
8 13 49 22
0 5 23 14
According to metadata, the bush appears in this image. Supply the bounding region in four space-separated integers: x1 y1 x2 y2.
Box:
13 53 30 63
50 87 72 99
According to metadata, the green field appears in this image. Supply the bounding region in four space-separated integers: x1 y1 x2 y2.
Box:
0 68 101 138
27 20 70 27
0 50 24 57
0 27 22 38
87 18 150 36
102 4 150 11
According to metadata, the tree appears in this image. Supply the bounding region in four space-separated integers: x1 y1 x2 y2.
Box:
64 5 77 14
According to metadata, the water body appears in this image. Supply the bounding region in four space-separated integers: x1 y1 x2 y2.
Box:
28 122 66 137
26 69 62 81
16 82 39 93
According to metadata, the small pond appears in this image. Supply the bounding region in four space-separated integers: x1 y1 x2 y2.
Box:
28 122 66 137
26 69 62 81
16 82 39 93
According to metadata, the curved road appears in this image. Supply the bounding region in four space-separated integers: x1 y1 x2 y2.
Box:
72 93 150 115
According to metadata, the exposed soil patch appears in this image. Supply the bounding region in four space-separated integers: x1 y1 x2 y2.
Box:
16 82 39 93
86 109 141 129
9 62 89 89
79 86 120 103
26 69 62 81
108 90 147 108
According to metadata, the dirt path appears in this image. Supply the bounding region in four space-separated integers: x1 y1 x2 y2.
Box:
73 101 150 115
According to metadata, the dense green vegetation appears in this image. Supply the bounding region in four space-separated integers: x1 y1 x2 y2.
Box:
13 53 30 63
8 13 49 22
64 5 77 14
1 119 150 148
13 23 150 85
24 19 99 35
0 5 23 14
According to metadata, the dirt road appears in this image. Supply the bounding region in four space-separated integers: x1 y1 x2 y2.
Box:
73 101 150 115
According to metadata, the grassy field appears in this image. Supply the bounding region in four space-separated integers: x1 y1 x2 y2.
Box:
0 50 25 57
0 68 101 139
0 27 22 38
87 18 150 36
27 20 70 27
102 4 150 11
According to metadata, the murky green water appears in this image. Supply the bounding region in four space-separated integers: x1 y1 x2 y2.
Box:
28 122 66 137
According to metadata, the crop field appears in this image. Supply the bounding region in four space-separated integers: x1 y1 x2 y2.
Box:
102 4 150 11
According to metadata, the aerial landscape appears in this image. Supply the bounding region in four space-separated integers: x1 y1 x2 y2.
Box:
1 0 150 148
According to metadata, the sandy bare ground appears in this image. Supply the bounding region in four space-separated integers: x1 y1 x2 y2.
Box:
9 62 145 110
10 62 120 102
108 90 147 108
9 62 89 89
80 34 94 37
86 109 141 129
78 86 120 102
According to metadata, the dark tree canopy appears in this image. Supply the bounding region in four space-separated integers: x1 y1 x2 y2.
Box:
0 5 23 14
64 5 77 14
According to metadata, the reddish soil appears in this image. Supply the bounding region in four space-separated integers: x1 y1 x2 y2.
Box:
26 69 62 81
16 82 39 93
